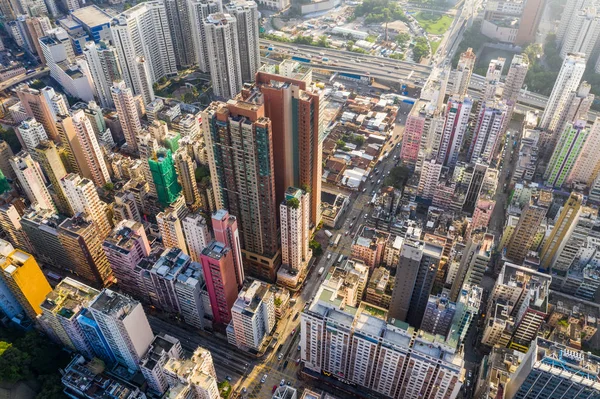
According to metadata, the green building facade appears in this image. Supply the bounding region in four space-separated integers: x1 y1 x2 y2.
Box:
149 148 181 207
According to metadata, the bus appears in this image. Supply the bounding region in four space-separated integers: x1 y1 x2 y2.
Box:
333 234 341 247
337 254 344 264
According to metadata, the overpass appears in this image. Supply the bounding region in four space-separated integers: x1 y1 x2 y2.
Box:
0 67 49 92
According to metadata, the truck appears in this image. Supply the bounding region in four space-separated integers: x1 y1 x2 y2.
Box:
333 234 341 247
337 254 344 264
324 230 333 238
318 267 325 276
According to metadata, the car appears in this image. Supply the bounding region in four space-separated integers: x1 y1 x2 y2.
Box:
261 374 268 383
287 381 292 386
278 353 283 360
226 376 232 381
272 385 278 393
280 379 286 386
293 312 299 320
298 345 301 351
362 188 366 192
327 253 332 259
296 358 301 364
468 371 472 378
291 329 296 335
242 387 247 393
283 360 289 369
364 214 368 219
377 179 381 184
349 223 354 228
353 215 357 220
344 231 349 236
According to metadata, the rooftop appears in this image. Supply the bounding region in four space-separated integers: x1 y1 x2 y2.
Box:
71 5 112 27
90 289 139 318
40 278 100 319
232 280 271 316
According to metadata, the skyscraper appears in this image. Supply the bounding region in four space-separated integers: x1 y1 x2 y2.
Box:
538 53 586 132
156 210 187 253
280 187 310 273
469 101 507 163
0 204 33 253
200 241 239 326
173 148 201 209
149 148 181 207
480 58 505 107
61 173 111 238
506 189 553 264
0 244 52 320
182 212 211 263
110 1 175 103
0 141 16 180
550 81 593 148
58 215 113 286
224 0 260 83
544 121 588 188
32 140 72 216
70 109 111 187
203 100 279 281
188 0 221 72
559 7 600 58
557 0 590 43
16 117 47 151
389 240 444 328
88 289 154 370
451 47 476 98
255 65 324 226
502 54 529 104
111 80 142 153
164 0 194 67
163 347 219 398
400 109 427 166
568 117 600 186
10 151 55 211
211 209 244 288
421 293 456 337
16 84 60 141
83 41 122 109
514 0 545 45
204 13 242 98
539 192 583 271
103 219 150 298
436 97 472 167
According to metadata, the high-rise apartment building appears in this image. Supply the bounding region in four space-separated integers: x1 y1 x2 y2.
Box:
227 280 275 351
163 0 194 67
389 239 444 328
400 105 429 166
88 289 154 370
549 81 593 150
182 212 211 263
280 187 310 272
0 141 16 180
61 173 111 238
163 347 219 399
301 284 463 399
204 13 242 98
436 97 473 167
103 219 150 298
111 80 142 153
502 53 529 105
506 338 600 398
69 109 112 187
568 117 600 186
139 334 182 395
550 207 597 273
188 0 221 72
515 0 545 45
469 101 507 163
539 53 586 132
173 148 201 209
110 1 175 103
15 84 60 141
200 241 239 326
16 117 47 151
0 244 52 320
480 58 505 107
32 140 72 215
38 277 99 358
211 209 244 288
255 65 324 226
83 41 122 109
224 0 260 83
451 47 476 97
506 189 552 264
58 214 113 286
10 151 55 211
544 121 588 188
421 293 456 337
557 0 590 43
157 210 187 253
417 158 443 200
149 148 181 207
449 232 493 301
539 192 583 271
203 100 279 281
559 7 600 58
0 204 33 253
20 209 68 269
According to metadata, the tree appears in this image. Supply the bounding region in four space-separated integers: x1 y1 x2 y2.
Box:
0 127 22 153
412 37 430 62
182 91 196 104
395 32 410 47
103 182 115 191
293 35 313 45
0 344 30 382
336 139 346 148
36 374 66 399
274 297 282 307
309 240 323 256
286 197 300 209
317 35 330 48
346 40 355 50
383 166 410 189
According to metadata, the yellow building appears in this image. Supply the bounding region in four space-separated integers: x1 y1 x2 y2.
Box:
0 245 52 319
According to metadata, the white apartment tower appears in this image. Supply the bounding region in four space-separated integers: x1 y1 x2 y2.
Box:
280 187 310 272
417 159 443 200
224 0 260 83
10 151 55 211
111 81 142 153
61 173 112 238
436 97 473 167
204 13 243 98
182 212 211 263
502 53 529 104
451 47 476 98
88 289 154 370
110 1 176 103
560 7 600 59
83 41 122 109
188 0 222 72
557 0 591 43
469 101 507 163
480 58 505 106
539 53 586 132
70 109 111 187
569 117 600 185
163 0 194 67
228 281 275 351
17 118 48 151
